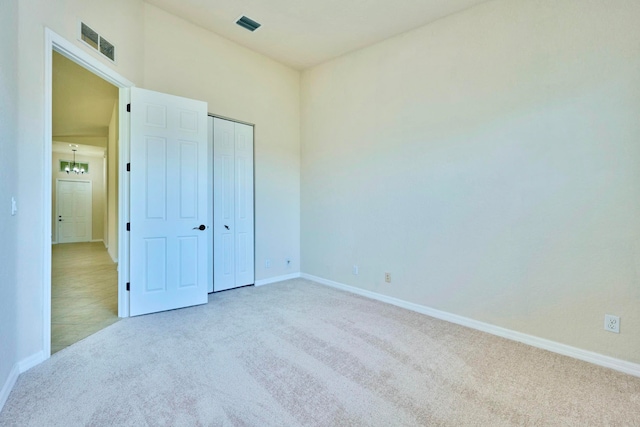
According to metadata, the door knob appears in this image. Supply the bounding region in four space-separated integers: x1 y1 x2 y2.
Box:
224 225 230 230
193 224 207 231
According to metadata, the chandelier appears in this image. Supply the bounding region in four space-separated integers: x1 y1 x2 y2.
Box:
65 148 85 174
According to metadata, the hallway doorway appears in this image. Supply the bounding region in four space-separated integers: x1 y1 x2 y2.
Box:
51 50 120 353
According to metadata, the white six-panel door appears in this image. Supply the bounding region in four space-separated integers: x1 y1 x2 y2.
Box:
212 117 254 292
129 87 208 316
56 179 92 243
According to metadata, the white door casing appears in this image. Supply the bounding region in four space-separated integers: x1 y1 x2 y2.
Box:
129 87 209 316
45 28 136 359
56 179 92 243
212 117 254 292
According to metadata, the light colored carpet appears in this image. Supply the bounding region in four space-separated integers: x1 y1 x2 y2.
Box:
1 279 639 426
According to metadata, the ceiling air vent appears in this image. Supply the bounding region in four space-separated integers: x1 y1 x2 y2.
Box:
79 22 116 62
236 15 261 32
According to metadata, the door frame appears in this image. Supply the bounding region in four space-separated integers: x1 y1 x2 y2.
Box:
55 179 93 243
43 28 134 358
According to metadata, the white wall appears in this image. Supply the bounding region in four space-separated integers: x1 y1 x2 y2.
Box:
13 0 300 366
107 102 118 262
0 0 19 408
103 157 108 245
143 4 301 281
301 0 640 363
51 150 106 242
16 0 144 363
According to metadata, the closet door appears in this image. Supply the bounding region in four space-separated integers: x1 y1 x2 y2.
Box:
234 122 254 288
213 118 236 291
212 117 254 292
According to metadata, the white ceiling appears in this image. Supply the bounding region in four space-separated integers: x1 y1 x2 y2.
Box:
52 141 106 158
145 0 490 70
53 51 118 148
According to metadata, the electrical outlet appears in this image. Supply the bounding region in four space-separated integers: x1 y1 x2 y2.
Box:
11 197 17 216
353 265 359 275
265 259 271 269
604 314 620 333
385 272 391 283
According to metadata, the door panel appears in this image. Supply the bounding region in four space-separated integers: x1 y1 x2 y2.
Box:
234 122 254 287
145 137 167 220
129 87 208 316
178 236 198 288
74 182 91 241
213 117 236 291
144 238 167 292
237 232 249 274
180 142 198 219
212 117 254 291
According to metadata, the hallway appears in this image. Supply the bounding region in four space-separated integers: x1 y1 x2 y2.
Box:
51 242 119 354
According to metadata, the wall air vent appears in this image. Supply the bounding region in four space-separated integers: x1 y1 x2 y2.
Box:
79 22 116 62
236 15 261 32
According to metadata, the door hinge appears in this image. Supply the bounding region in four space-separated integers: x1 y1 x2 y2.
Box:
126 282 130 291
126 222 130 231
126 163 130 172
126 103 131 112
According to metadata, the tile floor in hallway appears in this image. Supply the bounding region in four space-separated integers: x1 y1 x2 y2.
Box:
51 242 119 354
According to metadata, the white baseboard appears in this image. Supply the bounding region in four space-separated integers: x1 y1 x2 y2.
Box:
18 351 46 374
255 272 301 287
0 351 47 413
53 240 103 244
301 273 640 378
0 363 19 413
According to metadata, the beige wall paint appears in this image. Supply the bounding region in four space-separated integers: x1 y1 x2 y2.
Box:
16 0 144 361
301 0 640 363
0 0 19 402
51 150 106 243
107 102 118 262
11 0 637 377
143 4 301 280
14 0 300 363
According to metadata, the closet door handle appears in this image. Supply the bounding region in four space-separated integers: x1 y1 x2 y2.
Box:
193 225 207 231
224 225 230 230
